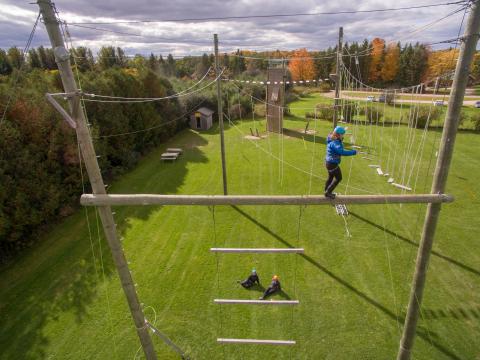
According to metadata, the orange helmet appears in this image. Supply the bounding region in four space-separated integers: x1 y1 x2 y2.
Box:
272 275 279 281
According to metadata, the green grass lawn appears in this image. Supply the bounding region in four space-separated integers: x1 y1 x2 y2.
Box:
342 90 480 101
291 92 480 130
0 95 479 360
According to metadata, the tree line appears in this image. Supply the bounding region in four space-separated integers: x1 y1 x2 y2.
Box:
1 39 480 262
0 49 189 262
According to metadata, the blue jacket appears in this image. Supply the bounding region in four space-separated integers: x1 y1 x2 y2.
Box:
325 135 356 164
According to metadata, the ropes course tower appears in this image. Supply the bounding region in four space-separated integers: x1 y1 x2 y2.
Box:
36 0 480 359
266 60 286 133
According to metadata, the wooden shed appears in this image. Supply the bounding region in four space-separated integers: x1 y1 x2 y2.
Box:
190 107 214 130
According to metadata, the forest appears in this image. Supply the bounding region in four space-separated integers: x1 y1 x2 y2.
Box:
1 38 479 261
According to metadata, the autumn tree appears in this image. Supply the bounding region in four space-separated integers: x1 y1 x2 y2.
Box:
423 49 459 80
288 48 316 81
381 43 400 82
368 38 385 82
471 52 480 82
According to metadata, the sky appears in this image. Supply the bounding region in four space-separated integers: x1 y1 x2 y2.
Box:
0 0 472 57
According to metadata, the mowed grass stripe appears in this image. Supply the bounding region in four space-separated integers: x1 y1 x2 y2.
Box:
0 94 479 359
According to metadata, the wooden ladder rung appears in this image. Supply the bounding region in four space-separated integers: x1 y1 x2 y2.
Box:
210 248 304 253
217 338 296 346
214 299 299 305
392 183 412 191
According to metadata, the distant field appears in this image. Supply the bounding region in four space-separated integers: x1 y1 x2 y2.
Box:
342 90 480 102
0 94 479 359
290 92 480 129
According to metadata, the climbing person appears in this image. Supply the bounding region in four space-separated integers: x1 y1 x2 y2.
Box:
238 269 260 289
324 126 357 199
259 275 281 300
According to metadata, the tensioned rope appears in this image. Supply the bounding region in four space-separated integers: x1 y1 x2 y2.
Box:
60 18 121 356
211 205 227 360
80 67 220 103
229 81 333 111
225 112 377 195
69 2 466 25
93 98 207 138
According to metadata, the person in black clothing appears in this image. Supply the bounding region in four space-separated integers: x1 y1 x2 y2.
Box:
259 275 281 300
238 269 260 289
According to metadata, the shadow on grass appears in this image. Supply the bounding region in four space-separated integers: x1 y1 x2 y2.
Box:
231 205 464 360
0 129 210 360
348 211 480 277
401 306 480 321
240 283 266 293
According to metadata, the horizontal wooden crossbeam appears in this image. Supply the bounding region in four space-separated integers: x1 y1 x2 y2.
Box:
80 194 453 206
217 338 296 346
210 248 304 253
214 299 299 305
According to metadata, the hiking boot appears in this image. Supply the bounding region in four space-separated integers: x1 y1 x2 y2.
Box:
324 192 336 199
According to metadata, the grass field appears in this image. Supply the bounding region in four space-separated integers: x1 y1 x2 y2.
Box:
342 90 480 102
291 92 480 129
0 94 479 360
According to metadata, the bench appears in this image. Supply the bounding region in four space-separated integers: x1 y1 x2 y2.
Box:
161 152 179 161
166 148 183 155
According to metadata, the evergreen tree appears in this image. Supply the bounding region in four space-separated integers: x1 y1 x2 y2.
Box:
148 53 157 71
166 54 176 77
116 47 127 67
98 46 117 70
73 46 94 72
44 47 57 70
28 48 42 69
0 49 12 75
7 47 24 69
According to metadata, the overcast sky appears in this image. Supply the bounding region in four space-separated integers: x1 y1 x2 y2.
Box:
0 0 472 57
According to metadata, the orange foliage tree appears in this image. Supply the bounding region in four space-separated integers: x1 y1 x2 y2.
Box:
423 49 459 80
288 48 316 81
368 38 385 82
381 43 400 82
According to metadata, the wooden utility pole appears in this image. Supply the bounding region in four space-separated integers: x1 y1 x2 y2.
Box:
80 193 453 207
36 1 157 359
397 2 480 359
214 34 228 195
332 27 343 129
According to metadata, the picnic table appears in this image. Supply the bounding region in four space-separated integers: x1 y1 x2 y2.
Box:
166 148 183 154
161 152 179 161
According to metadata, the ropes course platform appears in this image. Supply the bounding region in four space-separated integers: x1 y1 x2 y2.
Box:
335 203 349 216
80 194 453 206
210 248 304 253
217 338 296 346
214 299 299 305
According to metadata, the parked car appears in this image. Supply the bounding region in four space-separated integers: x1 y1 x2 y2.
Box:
378 94 386 103
433 100 444 106
366 95 375 102
474 101 480 108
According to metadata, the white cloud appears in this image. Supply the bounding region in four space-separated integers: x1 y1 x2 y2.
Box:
0 0 472 54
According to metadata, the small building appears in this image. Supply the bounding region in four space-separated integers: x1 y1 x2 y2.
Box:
190 107 214 130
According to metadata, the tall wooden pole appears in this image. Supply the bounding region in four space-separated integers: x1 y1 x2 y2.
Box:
36 1 157 359
397 3 480 359
332 27 343 129
214 34 228 195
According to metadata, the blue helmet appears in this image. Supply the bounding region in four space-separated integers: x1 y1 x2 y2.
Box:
334 126 346 135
